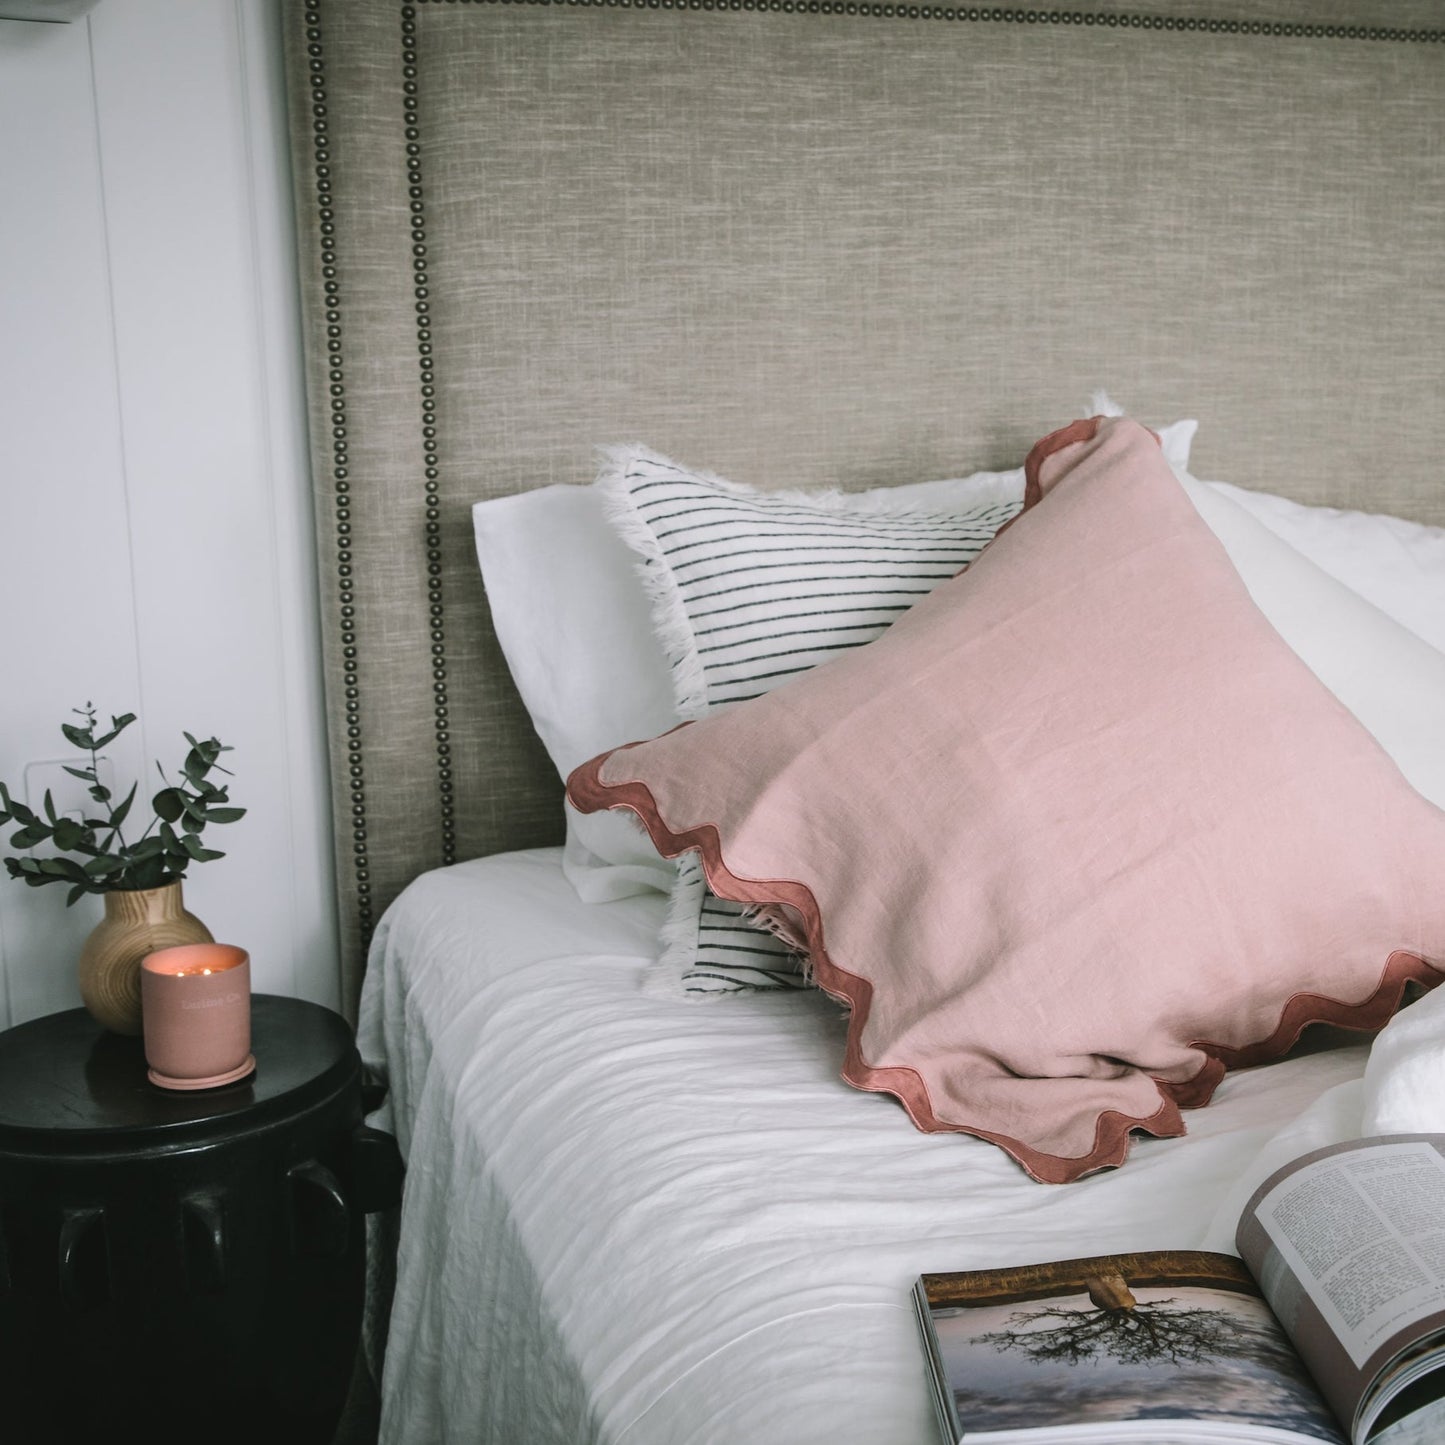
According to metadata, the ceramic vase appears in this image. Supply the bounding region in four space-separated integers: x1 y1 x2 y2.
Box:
77 881 213 1035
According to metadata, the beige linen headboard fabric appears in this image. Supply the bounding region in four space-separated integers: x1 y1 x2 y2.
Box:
284 0 1445 1016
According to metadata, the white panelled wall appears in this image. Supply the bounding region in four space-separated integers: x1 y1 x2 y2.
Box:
0 0 339 1027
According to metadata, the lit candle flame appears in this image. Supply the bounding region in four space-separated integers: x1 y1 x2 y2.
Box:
145 944 246 978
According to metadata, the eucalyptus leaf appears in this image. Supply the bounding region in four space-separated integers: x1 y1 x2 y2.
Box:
60 722 93 749
65 883 88 906
4 798 36 826
62 765 94 782
109 783 137 830
153 788 186 824
8 825 48 849
205 807 245 824
129 856 173 890
36 857 87 882
91 713 136 749
52 818 88 851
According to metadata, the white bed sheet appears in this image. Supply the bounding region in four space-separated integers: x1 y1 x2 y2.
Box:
359 848 1384 1445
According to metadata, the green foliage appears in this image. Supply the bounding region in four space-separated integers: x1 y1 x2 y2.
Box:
0 704 246 905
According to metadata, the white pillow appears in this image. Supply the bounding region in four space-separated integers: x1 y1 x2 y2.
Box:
473 485 676 903
1203 479 1445 656
1179 471 1445 811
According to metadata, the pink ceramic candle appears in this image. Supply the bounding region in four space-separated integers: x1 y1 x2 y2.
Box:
140 943 255 1091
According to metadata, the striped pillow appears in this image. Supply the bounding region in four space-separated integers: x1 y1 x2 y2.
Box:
599 445 1024 996
661 854 808 994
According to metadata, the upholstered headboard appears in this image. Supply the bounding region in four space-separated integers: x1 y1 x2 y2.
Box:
284 0 1445 1014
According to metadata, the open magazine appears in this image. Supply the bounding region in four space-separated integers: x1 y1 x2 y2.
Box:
913 1136 1445 1444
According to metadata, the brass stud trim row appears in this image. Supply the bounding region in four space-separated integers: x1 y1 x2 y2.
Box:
401 4 458 867
306 4 376 949
415 0 1445 40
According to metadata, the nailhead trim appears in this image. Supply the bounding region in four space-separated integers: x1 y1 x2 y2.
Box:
414 0 1444 39
305 5 377 948
401 5 458 868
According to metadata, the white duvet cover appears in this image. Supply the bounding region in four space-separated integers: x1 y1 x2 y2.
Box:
358 848 1445 1445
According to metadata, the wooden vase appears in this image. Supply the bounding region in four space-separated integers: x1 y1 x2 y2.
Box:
77 882 213 1035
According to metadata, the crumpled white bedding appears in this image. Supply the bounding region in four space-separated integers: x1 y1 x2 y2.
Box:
358 847 1445 1445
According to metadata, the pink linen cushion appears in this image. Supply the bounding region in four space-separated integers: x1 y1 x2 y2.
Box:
567 417 1445 1184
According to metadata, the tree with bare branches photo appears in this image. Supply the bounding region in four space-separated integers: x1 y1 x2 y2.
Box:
974 1273 1237 1369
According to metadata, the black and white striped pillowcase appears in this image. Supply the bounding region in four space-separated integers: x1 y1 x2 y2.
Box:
658 853 807 995
603 446 1023 996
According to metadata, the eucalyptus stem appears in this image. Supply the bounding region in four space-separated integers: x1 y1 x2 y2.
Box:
91 733 126 853
0 705 246 906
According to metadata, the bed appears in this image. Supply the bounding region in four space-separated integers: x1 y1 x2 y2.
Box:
280 4 1445 1440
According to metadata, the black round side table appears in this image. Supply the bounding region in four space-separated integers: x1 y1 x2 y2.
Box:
0 994 402 1445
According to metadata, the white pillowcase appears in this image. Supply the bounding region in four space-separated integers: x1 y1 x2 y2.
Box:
1180 473 1445 812
1204 479 1445 656
473 485 676 903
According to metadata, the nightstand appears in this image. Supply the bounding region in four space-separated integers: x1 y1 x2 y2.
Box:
0 994 402 1445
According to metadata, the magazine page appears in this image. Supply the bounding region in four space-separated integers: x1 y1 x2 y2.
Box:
914 1250 1343 1444
1235 1135 1445 1443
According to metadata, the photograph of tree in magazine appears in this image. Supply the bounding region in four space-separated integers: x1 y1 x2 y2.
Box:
927 1252 1342 1441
